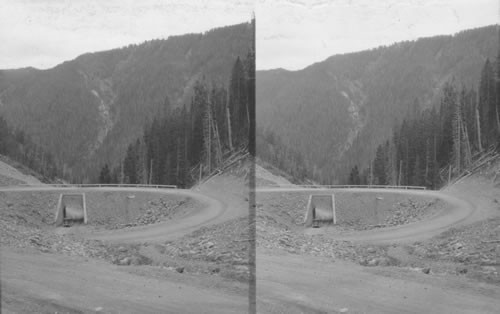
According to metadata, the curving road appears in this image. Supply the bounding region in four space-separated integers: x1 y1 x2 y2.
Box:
256 184 500 313
257 187 477 244
87 188 229 243
0 186 235 243
5 185 472 246
0 184 249 313
2 182 498 313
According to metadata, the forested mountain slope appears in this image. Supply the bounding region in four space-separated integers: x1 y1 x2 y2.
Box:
358 54 500 189
257 25 498 184
0 115 58 182
102 49 255 188
0 22 253 182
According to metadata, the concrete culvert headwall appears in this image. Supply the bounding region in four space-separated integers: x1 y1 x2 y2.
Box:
55 194 87 226
304 194 336 227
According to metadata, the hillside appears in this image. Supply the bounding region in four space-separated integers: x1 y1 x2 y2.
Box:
0 156 43 186
256 25 498 184
0 22 253 182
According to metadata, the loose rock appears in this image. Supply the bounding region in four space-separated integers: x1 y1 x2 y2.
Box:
456 266 468 275
176 266 185 273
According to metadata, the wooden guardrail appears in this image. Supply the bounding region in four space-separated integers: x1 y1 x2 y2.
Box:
260 184 426 190
15 183 178 189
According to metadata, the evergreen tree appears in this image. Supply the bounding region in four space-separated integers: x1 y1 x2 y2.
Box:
123 143 139 184
478 59 496 147
411 156 424 186
348 165 361 185
0 116 10 154
438 81 457 167
228 57 248 147
98 164 112 184
373 144 387 185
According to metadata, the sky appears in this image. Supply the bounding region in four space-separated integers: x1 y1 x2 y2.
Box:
0 0 497 70
257 0 498 70
0 0 253 69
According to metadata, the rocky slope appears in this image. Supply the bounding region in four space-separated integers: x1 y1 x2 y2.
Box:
0 157 43 185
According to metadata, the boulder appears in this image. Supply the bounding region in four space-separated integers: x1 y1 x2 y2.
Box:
176 266 185 273
118 246 128 253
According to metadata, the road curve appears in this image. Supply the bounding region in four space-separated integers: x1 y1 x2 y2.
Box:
256 186 500 314
0 185 248 313
86 188 228 243
257 187 476 244
0 186 229 243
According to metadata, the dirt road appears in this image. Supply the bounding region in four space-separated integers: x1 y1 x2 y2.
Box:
1 184 249 313
258 187 476 244
87 188 230 243
2 247 246 314
0 186 240 243
257 251 500 314
256 185 500 313
2 180 497 313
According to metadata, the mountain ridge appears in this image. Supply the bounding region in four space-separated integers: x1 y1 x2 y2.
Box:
0 22 253 182
257 24 498 184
